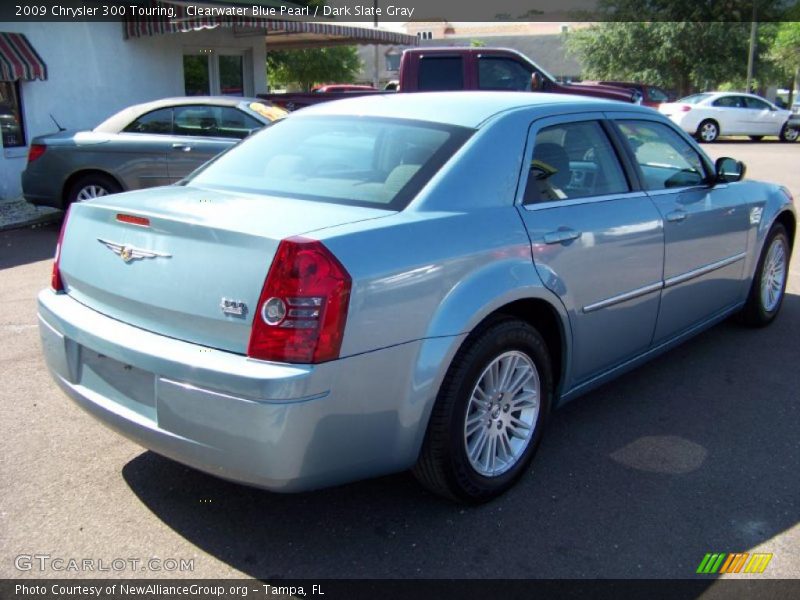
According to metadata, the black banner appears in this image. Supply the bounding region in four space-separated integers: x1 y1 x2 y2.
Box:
1 0 799 22
3 579 800 600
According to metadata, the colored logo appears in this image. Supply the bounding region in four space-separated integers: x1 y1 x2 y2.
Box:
696 552 773 574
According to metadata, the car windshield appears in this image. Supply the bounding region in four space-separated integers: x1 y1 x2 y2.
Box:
188 116 473 210
678 93 713 104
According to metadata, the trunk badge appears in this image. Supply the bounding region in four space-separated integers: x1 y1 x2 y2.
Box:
98 239 171 263
220 298 248 317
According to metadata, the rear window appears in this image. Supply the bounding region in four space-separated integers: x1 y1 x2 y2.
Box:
188 116 473 210
678 93 712 104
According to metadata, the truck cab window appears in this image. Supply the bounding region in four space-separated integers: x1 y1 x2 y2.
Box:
418 57 464 91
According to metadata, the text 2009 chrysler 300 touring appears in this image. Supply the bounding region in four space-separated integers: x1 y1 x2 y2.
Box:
39 92 795 502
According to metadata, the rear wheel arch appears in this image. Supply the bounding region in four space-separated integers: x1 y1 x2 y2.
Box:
62 170 124 208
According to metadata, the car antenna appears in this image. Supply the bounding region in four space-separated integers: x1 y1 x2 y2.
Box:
50 113 65 132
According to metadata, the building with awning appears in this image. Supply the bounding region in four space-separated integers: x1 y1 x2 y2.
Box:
0 1 417 200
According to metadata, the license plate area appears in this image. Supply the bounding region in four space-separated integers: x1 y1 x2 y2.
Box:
79 349 156 421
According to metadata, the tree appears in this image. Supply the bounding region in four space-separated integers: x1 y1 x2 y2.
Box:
266 46 363 91
565 22 754 96
563 0 792 96
771 21 800 102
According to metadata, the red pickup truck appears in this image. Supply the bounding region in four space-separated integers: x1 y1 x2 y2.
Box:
260 47 641 110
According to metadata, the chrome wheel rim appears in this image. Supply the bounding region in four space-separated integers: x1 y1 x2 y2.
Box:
464 350 540 477
760 237 787 312
784 127 799 142
700 123 717 142
75 185 109 202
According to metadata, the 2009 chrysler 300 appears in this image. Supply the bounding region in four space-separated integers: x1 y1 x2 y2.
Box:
38 92 794 502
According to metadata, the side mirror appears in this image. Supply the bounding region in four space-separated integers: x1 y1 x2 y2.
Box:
715 157 745 183
531 72 544 92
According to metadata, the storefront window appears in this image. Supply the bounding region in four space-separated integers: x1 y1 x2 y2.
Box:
0 81 25 148
219 55 244 96
183 55 210 96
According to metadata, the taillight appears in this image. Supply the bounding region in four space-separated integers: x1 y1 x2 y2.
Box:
51 207 72 292
247 237 351 364
27 144 46 163
680 105 692 112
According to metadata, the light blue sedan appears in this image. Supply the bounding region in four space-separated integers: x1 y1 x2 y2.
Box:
38 92 795 502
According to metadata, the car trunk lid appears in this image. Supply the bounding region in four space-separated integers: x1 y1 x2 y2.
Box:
58 185 391 354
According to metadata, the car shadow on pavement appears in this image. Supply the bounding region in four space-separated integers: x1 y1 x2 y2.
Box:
123 293 800 580
0 222 60 270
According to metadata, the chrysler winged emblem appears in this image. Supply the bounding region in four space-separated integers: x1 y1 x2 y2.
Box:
97 239 171 263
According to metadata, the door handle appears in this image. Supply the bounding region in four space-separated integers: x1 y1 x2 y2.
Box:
172 143 192 152
544 229 582 244
666 209 687 223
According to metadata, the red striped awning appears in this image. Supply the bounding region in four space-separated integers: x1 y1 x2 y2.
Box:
0 32 47 81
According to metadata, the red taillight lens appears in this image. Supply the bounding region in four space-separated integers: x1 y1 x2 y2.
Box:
51 207 72 292
27 144 46 163
680 105 692 112
247 237 351 364
116 213 150 227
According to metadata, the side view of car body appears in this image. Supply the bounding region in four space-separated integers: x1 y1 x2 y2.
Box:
22 96 286 209
659 91 797 142
38 92 795 502
596 81 675 107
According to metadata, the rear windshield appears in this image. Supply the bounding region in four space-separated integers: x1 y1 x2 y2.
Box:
188 115 473 210
678 93 712 104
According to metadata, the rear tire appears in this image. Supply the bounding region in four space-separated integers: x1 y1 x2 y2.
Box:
413 317 553 503
696 119 719 143
740 223 790 327
66 173 121 207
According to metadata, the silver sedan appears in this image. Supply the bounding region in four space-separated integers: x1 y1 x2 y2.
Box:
22 96 287 208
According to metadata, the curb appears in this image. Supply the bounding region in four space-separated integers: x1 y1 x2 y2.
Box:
0 210 63 232
0 200 63 233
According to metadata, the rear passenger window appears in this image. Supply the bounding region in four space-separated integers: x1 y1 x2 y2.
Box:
123 108 173 134
524 121 629 204
617 120 707 190
418 57 463 91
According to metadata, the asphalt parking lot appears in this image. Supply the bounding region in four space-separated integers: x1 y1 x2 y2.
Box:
1 140 798 582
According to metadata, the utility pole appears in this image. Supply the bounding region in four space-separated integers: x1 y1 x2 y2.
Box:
372 0 379 88
745 3 757 92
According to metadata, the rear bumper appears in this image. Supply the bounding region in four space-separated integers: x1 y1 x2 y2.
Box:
22 167 62 208
38 289 428 492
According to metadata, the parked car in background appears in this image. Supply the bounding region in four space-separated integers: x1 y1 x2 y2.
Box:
23 97 287 209
260 47 641 111
659 91 797 142
39 92 794 502
595 81 674 108
311 84 378 93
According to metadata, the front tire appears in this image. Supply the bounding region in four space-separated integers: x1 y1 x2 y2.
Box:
696 119 720 143
740 223 790 326
413 317 553 503
780 123 799 143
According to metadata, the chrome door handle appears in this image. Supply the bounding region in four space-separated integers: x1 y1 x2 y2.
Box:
544 229 582 244
172 143 192 152
666 209 687 222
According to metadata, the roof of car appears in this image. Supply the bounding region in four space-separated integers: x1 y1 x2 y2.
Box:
293 91 648 128
93 96 268 132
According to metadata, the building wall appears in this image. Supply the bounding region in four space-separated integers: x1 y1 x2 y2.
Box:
0 22 267 200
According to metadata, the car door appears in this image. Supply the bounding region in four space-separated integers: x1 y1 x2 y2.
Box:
112 106 174 189
610 116 750 343
516 114 664 386
742 96 784 135
166 105 244 181
710 95 750 134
